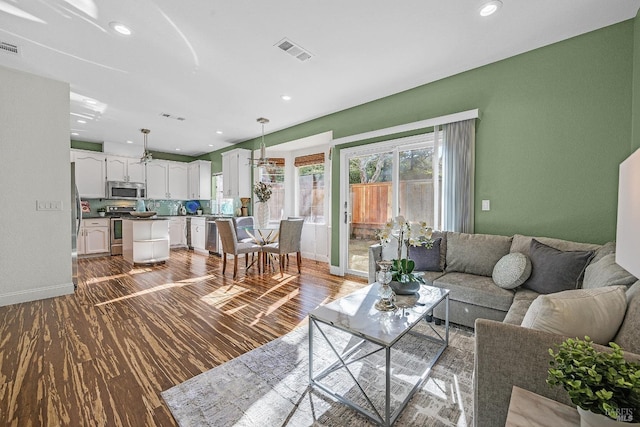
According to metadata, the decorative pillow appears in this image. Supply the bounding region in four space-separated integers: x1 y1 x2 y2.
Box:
521 239 594 294
409 238 442 272
492 253 532 289
445 232 513 277
613 281 640 354
582 253 638 289
510 234 600 257
521 286 627 345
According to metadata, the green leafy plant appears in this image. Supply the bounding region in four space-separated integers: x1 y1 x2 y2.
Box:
96 207 106 213
547 337 640 422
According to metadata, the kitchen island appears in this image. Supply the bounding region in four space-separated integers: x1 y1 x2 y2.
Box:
122 218 170 264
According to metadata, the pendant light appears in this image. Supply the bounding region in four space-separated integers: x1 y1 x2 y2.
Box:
140 128 152 164
253 117 273 168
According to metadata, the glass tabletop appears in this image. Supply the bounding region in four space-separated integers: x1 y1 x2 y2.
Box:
309 283 449 347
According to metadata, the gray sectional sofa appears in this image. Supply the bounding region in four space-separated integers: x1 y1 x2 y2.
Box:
369 231 640 426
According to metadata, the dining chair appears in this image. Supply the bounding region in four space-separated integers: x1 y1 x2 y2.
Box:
216 219 262 278
262 219 304 276
234 216 255 243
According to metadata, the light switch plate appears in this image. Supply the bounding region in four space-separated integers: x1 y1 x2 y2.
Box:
37 200 63 211
481 200 490 211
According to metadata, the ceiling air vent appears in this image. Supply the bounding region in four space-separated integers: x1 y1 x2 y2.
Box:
275 38 312 62
0 41 19 56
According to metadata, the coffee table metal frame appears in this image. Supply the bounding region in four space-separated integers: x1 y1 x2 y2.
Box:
308 284 450 426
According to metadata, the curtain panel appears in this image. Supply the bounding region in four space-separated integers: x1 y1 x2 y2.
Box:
442 119 476 233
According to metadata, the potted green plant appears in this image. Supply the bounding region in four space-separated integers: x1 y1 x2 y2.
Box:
547 337 640 426
97 207 106 217
375 216 433 294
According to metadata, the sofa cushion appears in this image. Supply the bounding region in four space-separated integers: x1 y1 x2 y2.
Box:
492 253 532 289
510 234 601 257
521 286 627 345
502 289 540 325
409 238 442 272
433 272 514 312
521 239 594 294
614 280 640 354
590 241 616 265
582 253 637 289
445 232 512 277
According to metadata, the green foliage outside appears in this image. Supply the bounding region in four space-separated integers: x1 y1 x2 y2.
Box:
348 148 434 184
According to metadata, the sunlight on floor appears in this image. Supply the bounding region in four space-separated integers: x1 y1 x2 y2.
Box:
250 288 300 326
94 275 215 306
85 273 128 285
201 284 250 308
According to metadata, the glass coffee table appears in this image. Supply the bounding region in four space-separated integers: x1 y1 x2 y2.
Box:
308 283 449 426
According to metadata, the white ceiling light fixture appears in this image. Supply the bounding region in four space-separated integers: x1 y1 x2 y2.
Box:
77 119 86 124
126 140 133 144
479 0 502 17
139 128 152 164
252 117 273 168
71 132 79 136
109 21 132 36
215 130 223 135
281 95 292 101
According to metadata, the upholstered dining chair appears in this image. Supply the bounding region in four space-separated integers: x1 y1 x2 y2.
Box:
216 219 262 279
234 216 255 243
262 219 304 276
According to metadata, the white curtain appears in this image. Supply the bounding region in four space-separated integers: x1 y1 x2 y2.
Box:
442 119 476 233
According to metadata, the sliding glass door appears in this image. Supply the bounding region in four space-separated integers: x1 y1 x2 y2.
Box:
342 134 440 276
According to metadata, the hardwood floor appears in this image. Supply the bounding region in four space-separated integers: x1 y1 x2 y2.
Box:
0 250 367 426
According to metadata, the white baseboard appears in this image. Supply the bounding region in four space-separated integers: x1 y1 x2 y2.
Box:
329 265 344 276
0 282 75 307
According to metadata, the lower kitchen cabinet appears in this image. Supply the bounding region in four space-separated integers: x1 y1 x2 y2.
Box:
169 217 187 248
190 217 207 255
78 218 110 256
122 219 170 264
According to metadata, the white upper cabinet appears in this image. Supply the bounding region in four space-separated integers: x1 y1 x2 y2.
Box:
188 160 212 200
107 156 146 183
72 151 106 198
146 160 189 200
221 149 250 198
168 162 188 200
146 161 169 199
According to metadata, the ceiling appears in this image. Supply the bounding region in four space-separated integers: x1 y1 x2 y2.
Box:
1 1 639 156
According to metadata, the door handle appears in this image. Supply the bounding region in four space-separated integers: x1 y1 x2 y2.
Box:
344 211 348 224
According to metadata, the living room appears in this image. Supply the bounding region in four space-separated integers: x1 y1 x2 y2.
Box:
1 1 640 426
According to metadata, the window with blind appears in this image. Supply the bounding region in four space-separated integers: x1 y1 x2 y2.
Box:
296 153 325 223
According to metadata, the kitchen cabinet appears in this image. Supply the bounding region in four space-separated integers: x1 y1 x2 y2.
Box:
146 160 189 200
106 155 145 183
78 218 110 256
221 149 251 198
188 160 212 200
190 217 207 255
168 217 187 247
122 219 170 264
72 151 106 198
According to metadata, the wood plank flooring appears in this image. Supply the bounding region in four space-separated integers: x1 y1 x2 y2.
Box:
0 250 366 426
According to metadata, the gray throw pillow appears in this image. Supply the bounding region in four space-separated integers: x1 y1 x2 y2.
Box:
582 253 637 289
521 239 594 294
445 232 513 277
492 252 532 289
409 238 442 272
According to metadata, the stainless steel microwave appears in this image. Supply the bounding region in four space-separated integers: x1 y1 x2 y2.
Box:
106 181 146 199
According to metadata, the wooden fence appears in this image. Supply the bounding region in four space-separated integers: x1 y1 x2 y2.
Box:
350 179 435 239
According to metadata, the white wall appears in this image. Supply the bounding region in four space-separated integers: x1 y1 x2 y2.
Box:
0 65 73 306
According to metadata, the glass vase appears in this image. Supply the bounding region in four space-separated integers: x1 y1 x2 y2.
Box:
375 260 396 311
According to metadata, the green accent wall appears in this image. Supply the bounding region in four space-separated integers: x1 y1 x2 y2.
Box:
71 140 102 152
208 18 638 267
633 8 640 151
70 140 197 162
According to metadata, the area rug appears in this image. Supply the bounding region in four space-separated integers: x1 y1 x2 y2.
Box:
162 320 475 426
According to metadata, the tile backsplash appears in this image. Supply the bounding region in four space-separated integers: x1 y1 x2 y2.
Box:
82 199 212 217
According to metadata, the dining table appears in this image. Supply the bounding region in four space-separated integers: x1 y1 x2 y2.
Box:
238 224 280 272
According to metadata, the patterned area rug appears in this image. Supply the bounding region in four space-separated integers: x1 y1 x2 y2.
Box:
162 320 475 426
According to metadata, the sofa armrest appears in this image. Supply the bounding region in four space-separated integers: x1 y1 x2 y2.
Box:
368 244 382 284
473 319 640 427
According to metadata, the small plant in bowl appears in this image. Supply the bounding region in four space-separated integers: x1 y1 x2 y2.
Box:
97 207 106 217
547 337 640 424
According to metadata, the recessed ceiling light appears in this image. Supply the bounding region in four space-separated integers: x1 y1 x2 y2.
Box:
175 148 181 151
84 99 97 105
126 140 133 144
208 144 214 147
479 0 502 17
109 21 132 36
281 95 292 101
77 119 86 124
215 130 223 135
71 132 79 136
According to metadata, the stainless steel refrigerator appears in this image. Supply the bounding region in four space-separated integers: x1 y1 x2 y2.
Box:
71 162 82 289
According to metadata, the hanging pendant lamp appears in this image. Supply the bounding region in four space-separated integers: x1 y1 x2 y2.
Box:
253 117 273 168
140 128 152 164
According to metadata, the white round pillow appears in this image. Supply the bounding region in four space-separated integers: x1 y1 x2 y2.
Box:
492 252 532 289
